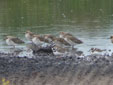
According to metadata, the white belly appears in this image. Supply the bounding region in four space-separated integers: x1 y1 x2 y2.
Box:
64 38 76 46
53 51 64 56
25 34 32 41
6 39 17 46
32 37 43 45
59 35 63 38
48 38 53 42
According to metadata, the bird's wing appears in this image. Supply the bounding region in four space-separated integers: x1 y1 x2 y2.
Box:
59 38 71 46
40 36 49 43
11 38 24 44
68 36 83 44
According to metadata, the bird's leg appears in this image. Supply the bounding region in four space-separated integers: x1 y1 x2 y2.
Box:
9 45 15 53
9 45 14 50
27 48 32 52
13 45 15 49
71 45 75 50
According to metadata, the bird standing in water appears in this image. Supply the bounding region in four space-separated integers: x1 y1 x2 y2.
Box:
5 36 24 48
32 34 50 47
51 45 69 57
53 37 71 47
59 32 83 44
43 34 56 42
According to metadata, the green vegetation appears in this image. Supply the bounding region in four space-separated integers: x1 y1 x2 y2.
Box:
2 78 10 85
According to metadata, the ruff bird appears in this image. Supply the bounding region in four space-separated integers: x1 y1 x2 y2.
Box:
32 35 50 47
53 37 71 47
43 34 56 42
59 32 83 45
5 36 24 48
89 48 106 53
52 45 69 56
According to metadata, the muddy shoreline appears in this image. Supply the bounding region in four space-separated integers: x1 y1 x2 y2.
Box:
0 51 113 85
0 52 113 77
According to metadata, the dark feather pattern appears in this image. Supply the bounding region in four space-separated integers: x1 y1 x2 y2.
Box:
54 38 71 46
66 36 83 44
11 38 24 44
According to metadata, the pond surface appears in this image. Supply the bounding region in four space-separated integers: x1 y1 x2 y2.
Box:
0 0 113 55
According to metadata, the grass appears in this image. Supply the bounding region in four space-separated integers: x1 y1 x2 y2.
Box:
2 78 10 85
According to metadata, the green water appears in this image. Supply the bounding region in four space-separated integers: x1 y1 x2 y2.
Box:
0 0 113 54
0 0 113 27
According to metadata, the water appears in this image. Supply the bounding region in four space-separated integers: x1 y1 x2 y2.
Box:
0 0 113 55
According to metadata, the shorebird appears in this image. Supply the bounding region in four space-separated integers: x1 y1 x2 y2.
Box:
26 43 41 53
59 32 83 45
110 36 113 43
43 34 70 47
5 36 24 48
89 48 106 53
43 34 56 42
44 34 71 47
52 45 69 56
32 35 50 47
53 37 71 47
25 30 34 41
